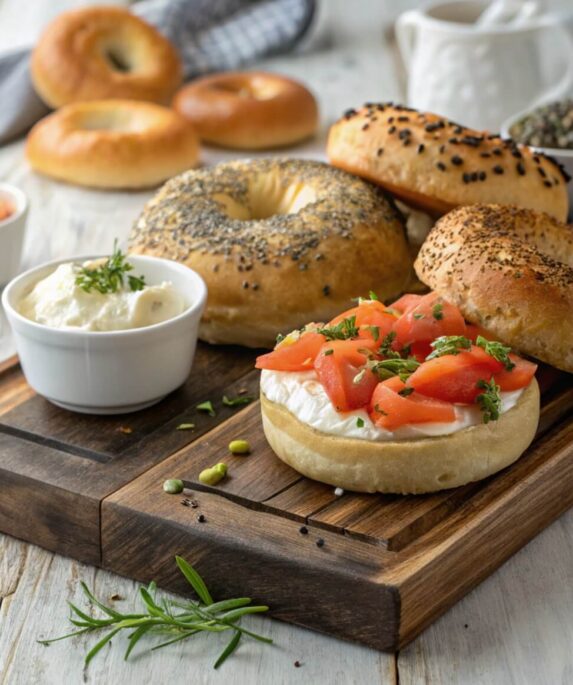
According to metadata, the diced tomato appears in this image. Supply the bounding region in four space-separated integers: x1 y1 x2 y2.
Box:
494 354 537 391
369 377 456 430
314 339 379 411
255 331 326 371
392 292 467 352
388 293 423 314
406 346 504 404
329 300 397 341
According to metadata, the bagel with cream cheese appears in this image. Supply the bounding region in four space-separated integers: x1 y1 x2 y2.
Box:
327 103 569 222
173 71 318 149
415 204 573 374
31 6 182 107
129 158 412 347
256 292 540 494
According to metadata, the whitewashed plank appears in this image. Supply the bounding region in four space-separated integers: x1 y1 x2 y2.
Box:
398 508 573 685
0 535 394 685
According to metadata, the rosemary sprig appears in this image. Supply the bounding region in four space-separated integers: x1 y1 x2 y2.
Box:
38 557 272 669
476 378 502 423
75 240 145 294
316 316 359 341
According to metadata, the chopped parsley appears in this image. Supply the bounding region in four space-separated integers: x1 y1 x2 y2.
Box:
475 336 515 371
222 395 253 407
369 290 379 301
398 386 414 397
413 313 425 320
370 358 420 382
75 240 145 294
323 348 334 356
196 400 216 417
379 331 400 359
432 302 444 320
356 417 365 428
367 325 380 341
316 315 359 341
373 403 388 416
476 378 502 423
426 335 472 360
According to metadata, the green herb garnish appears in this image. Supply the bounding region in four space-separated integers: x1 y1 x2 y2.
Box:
476 378 502 423
379 331 400 359
75 241 145 294
323 348 334 356
398 386 414 397
373 403 388 416
196 401 216 417
475 336 515 371
356 417 365 428
370 358 420 382
38 556 271 669
426 335 472 360
413 313 425 320
222 395 254 407
176 423 195 431
432 302 444 320
367 325 380 341
368 290 379 301
316 316 359 341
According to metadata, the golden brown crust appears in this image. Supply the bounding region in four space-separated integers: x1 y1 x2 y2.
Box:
31 6 182 108
327 104 569 221
260 380 540 494
173 71 319 149
129 159 412 347
415 204 573 373
26 100 200 189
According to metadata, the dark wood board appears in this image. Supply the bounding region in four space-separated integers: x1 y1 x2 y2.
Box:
0 346 571 650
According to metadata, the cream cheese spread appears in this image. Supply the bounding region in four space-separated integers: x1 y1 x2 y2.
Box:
260 369 523 442
18 261 185 331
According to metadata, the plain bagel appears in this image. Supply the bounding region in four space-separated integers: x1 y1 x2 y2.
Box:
31 6 182 107
26 100 200 189
129 158 412 347
173 71 319 149
415 204 573 373
260 380 540 494
327 103 570 221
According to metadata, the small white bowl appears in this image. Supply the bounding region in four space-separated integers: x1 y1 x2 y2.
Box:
0 183 29 286
501 111 573 216
1 255 207 414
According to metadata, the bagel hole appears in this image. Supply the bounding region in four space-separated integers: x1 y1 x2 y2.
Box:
104 46 133 73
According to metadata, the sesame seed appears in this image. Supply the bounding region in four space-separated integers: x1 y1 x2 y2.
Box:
451 155 463 166
417 143 425 154
493 165 504 174
388 125 396 134
516 162 526 175
323 285 331 296
436 162 447 171
377 147 384 156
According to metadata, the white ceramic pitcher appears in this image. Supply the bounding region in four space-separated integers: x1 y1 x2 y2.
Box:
396 0 573 131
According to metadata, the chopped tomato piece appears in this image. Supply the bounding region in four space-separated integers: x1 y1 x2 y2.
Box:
329 300 397 341
388 293 423 314
406 346 504 404
314 339 378 411
369 377 456 430
255 331 326 371
392 292 467 352
494 354 537 391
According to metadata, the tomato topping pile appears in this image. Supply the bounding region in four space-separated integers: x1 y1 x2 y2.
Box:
255 292 537 429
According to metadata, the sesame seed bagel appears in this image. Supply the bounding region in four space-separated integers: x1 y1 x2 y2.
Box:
26 100 200 189
173 71 318 150
129 159 412 347
31 6 182 108
327 104 569 221
260 379 540 494
415 204 573 373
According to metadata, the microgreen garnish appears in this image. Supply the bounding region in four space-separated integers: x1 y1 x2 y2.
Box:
475 336 515 371
476 378 502 423
316 316 359 341
367 325 380 341
432 302 444 320
75 240 145 294
398 386 414 397
426 335 472 360
196 401 216 417
370 358 420 382
379 331 400 359
222 395 254 407
356 417 365 428
323 348 334 356
37 557 272 669
369 290 379 301
176 423 195 431
413 313 425 320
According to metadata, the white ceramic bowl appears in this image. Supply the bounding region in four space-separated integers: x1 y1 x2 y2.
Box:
501 111 573 217
1 255 207 414
0 183 29 286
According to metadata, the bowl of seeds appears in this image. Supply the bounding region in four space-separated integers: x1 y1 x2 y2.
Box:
501 99 573 216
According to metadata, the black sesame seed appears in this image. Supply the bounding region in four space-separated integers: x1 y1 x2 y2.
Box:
493 165 504 174
470 172 478 181
417 143 425 154
448 137 459 144
377 147 384 156
492 148 502 156
436 162 447 171
197 514 206 523
387 116 394 123
511 148 522 159
439 144 446 154
451 155 463 166
242 281 249 288
462 172 471 184
538 167 547 178
362 123 369 131
516 162 525 176
479 152 491 158
316 538 325 548
398 129 411 140
323 285 331 296
252 283 259 291
478 171 486 181
453 125 464 134
544 180 553 187
425 121 445 132
388 125 396 134
343 108 357 119
397 116 410 122
299 525 308 535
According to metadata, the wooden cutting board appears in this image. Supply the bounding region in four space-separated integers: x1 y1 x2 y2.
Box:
0 346 571 651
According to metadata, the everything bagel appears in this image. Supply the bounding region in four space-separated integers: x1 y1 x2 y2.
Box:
415 204 573 373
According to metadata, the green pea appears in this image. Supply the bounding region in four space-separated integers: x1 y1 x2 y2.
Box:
163 478 184 495
229 439 250 455
199 463 228 486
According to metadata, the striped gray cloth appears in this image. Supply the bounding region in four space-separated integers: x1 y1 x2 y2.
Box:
0 0 315 144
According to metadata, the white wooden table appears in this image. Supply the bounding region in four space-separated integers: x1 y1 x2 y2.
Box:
0 2 572 683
